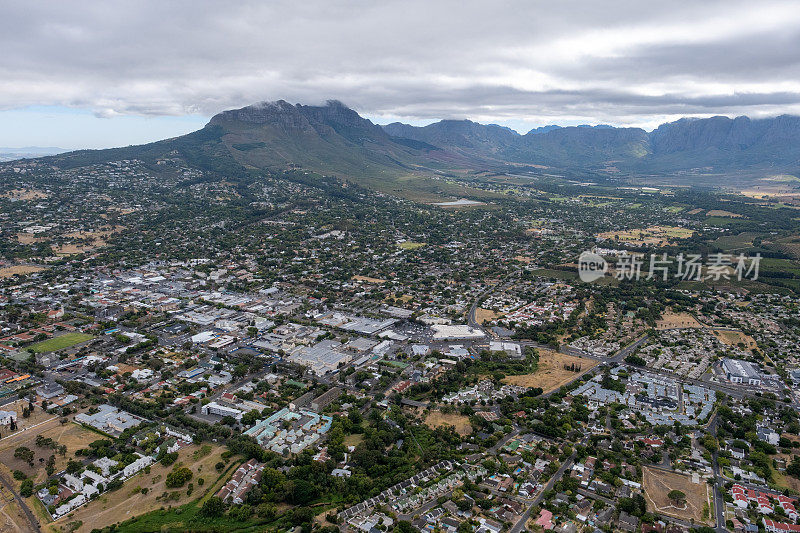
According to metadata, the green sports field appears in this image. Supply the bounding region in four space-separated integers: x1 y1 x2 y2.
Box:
29 332 94 353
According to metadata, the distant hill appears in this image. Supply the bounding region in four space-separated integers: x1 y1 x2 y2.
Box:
0 146 67 162
15 101 800 195
383 114 800 172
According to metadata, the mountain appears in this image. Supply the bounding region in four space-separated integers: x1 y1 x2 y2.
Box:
383 114 800 172
205 99 442 176
14 100 800 198
0 146 67 162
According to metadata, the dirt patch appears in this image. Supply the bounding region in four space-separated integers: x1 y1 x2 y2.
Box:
0 498 29 533
424 412 472 436
0 265 45 278
502 350 598 393
656 312 702 330
352 275 386 284
711 329 757 351
1 189 49 200
53 443 229 532
15 233 49 245
687 208 704 215
642 467 712 525
596 226 694 246
475 308 501 325
0 418 96 486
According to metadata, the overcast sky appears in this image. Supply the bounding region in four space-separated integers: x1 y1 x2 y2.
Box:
2 0 800 149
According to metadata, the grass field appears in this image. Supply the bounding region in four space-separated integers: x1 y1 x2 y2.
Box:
642 467 712 525
0 420 100 487
29 333 94 353
0 265 45 279
398 241 426 250
425 412 473 436
706 210 743 218
352 275 386 284
655 311 702 330
53 444 229 532
475 308 501 324
596 225 693 246
711 329 757 351
502 350 598 393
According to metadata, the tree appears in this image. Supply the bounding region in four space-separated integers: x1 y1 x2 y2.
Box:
165 466 193 488
20 479 33 497
14 446 34 466
395 521 416 533
668 490 686 506
200 496 225 517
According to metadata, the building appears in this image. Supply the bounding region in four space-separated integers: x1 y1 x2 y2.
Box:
311 387 342 412
722 358 762 385
201 401 243 421
0 410 17 426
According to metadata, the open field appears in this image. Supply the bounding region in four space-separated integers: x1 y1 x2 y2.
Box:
1 189 49 200
29 333 94 353
0 419 99 485
0 497 30 533
52 443 229 533
642 467 711 525
352 275 387 284
711 329 757 351
706 210 743 218
656 311 702 330
502 350 598 393
425 412 472 436
15 233 49 245
398 241 426 250
596 225 694 246
0 265 45 278
475 308 501 324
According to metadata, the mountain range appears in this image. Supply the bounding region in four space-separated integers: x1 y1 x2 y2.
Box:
17 100 800 188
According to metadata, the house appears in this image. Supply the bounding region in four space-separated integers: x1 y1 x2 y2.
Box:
535 509 554 530
757 425 780 446
618 511 639 532
763 518 800 532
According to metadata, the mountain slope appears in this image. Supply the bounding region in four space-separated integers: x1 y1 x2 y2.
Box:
14 101 800 199
383 114 800 172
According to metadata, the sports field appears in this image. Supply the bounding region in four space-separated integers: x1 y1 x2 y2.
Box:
29 333 94 353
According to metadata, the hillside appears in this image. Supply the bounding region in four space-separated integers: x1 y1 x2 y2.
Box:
15 101 800 199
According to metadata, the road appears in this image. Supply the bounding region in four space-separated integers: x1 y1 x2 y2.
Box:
0 471 40 532
708 414 727 533
510 448 578 533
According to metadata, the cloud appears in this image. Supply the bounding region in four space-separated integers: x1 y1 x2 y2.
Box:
2 0 800 130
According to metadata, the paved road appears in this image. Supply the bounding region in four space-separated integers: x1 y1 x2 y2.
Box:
0 472 40 532
510 449 578 533
708 414 727 533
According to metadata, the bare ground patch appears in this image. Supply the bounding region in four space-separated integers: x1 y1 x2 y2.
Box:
475 308 501 325
424 412 472 436
0 265 45 278
502 350 598 393
642 466 712 525
711 329 757 351
656 312 702 330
